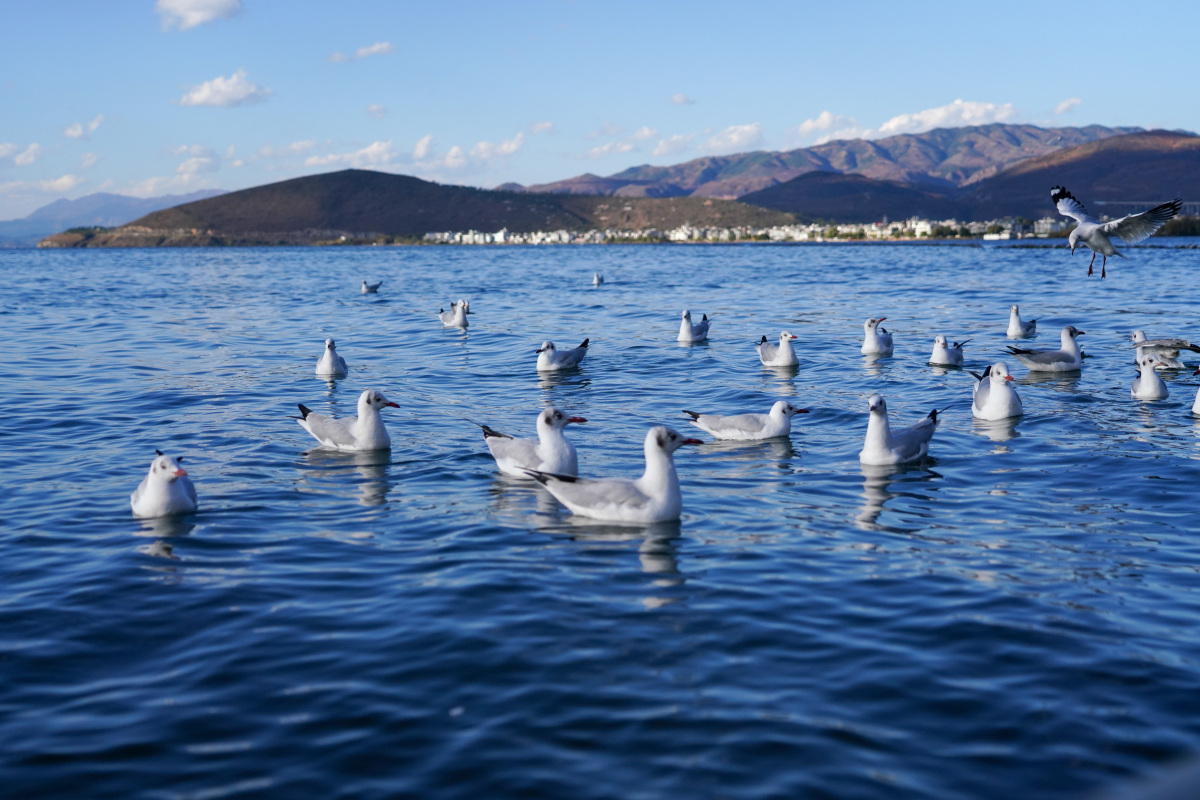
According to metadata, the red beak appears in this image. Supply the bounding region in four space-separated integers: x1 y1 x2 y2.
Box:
383 401 400 408
682 438 703 446
878 317 887 322
788 334 797 339
567 416 587 424
796 408 811 413
174 468 188 477
1004 376 1014 381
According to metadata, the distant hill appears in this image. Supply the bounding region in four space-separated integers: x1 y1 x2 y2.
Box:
741 130 1200 222
0 189 226 247
526 124 1141 199
39 169 797 247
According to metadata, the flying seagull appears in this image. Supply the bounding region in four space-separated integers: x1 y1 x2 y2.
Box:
1050 186 1181 278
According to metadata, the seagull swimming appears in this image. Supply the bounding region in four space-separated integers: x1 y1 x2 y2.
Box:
362 280 382 294
1132 355 1169 400
1193 368 1200 415
315 338 348 377
1130 330 1200 370
537 338 589 371
1051 185 1182 278
131 450 198 518
1006 325 1085 372
682 400 808 440
859 394 942 466
969 363 1023 420
295 389 399 451
678 310 711 342
481 407 587 478
593 272 604 286
757 330 798 366
930 335 969 367
438 300 469 328
861 317 894 356
1007 305 1037 338
525 426 701 523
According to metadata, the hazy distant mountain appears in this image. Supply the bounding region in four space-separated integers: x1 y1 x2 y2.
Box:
0 189 226 247
741 130 1200 222
526 124 1143 199
39 170 796 247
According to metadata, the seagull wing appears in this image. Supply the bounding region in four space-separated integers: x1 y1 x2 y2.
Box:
533 474 653 516
298 412 359 449
1051 186 1098 224
1101 199 1182 244
890 416 937 460
703 413 770 437
486 435 540 471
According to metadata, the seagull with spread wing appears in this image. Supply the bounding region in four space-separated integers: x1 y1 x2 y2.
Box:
1051 186 1181 278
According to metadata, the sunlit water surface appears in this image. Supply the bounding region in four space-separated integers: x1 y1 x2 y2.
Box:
4 243 1200 799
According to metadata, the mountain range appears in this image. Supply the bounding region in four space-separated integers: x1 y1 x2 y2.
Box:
0 189 226 247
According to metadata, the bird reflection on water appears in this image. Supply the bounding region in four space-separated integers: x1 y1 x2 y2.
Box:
301 448 395 507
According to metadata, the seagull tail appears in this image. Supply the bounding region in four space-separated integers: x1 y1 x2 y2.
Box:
297 404 313 420
578 338 590 349
682 410 701 421
522 468 578 485
480 424 511 440
968 370 985 382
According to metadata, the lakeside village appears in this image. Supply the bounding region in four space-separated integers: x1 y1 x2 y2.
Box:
422 216 1070 246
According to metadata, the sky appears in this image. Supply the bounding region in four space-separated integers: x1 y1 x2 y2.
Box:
2 0 1198 219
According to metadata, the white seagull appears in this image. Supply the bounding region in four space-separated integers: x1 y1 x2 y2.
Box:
315 338 348 377
1051 185 1182 278
678 310 711 342
537 338 589 371
930 335 969 367
859 395 943 466
1132 355 1169 400
1192 368 1200 415
1007 305 1037 338
525 426 702 523
438 300 469 328
682 400 808 440
1130 330 1200 370
362 280 382 294
481 407 587 478
969 363 1023 420
861 317 894 356
1006 325 1085 372
131 450 198 518
757 330 798 366
296 389 399 451
593 272 604 286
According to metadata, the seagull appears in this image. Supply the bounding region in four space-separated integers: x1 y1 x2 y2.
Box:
1006 325 1085 372
1051 185 1182 278
593 272 604 286
1007 305 1037 338
861 317 894 356
131 450 198 518
969 363 1023 420
682 400 808 440
362 280 382 294
438 300 469 328
295 389 399 451
930 335 969 367
757 330 798 366
1132 355 1169 400
537 338 589 371
859 395 942 466
481 407 587 478
525 426 701 523
1192 368 1200 415
315 338 348 377
1130 330 1200 369
678 310 711 342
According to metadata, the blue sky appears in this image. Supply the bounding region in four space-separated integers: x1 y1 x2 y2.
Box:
2 0 1197 219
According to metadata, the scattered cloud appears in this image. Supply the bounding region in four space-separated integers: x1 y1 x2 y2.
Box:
630 126 657 141
366 104 387 118
255 141 317 158
64 114 104 140
702 122 764 155
793 100 1018 146
470 132 525 161
670 93 695 105
156 0 242 31
14 143 43 166
330 41 395 63
413 135 434 160
585 126 658 159
588 122 625 139
305 140 398 168
82 153 99 168
792 110 866 145
178 69 271 107
0 173 83 195
1055 97 1083 115
530 121 556 135
653 133 694 157
171 144 221 176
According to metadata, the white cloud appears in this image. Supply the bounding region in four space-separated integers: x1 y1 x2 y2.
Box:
653 134 694 157
82 153 99 168
0 144 14 159
702 122 764 155
470 132 525 161
156 0 242 31
14 143 43 166
874 99 1015 137
178 155 219 176
444 146 467 169
630 126 658 141
670 93 695 105
255 141 317 159
413 134 434 160
588 122 625 140
530 121 556 135
305 140 398 168
366 104 387 118
330 41 395 63
587 140 636 159
64 114 104 140
0 173 83 195
1055 97 1083 115
178 69 271 107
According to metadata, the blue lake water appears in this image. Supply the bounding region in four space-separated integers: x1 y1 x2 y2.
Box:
4 242 1200 799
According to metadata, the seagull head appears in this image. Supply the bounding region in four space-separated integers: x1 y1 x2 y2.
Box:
934 334 948 347
150 450 188 482
1067 228 1080 254
1010 304 1019 314
1131 330 1146 344
325 338 336 350
990 363 1014 381
1064 325 1085 340
647 425 703 455
682 310 691 320
771 400 810 418
539 406 587 430
360 389 399 411
864 317 886 332
867 394 886 414
536 340 555 354
458 299 471 314
779 330 797 343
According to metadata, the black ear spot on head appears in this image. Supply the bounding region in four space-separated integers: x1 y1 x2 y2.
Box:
656 432 667 448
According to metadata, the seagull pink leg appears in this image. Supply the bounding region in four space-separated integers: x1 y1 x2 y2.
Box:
1087 251 1096 276
1101 255 1106 279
